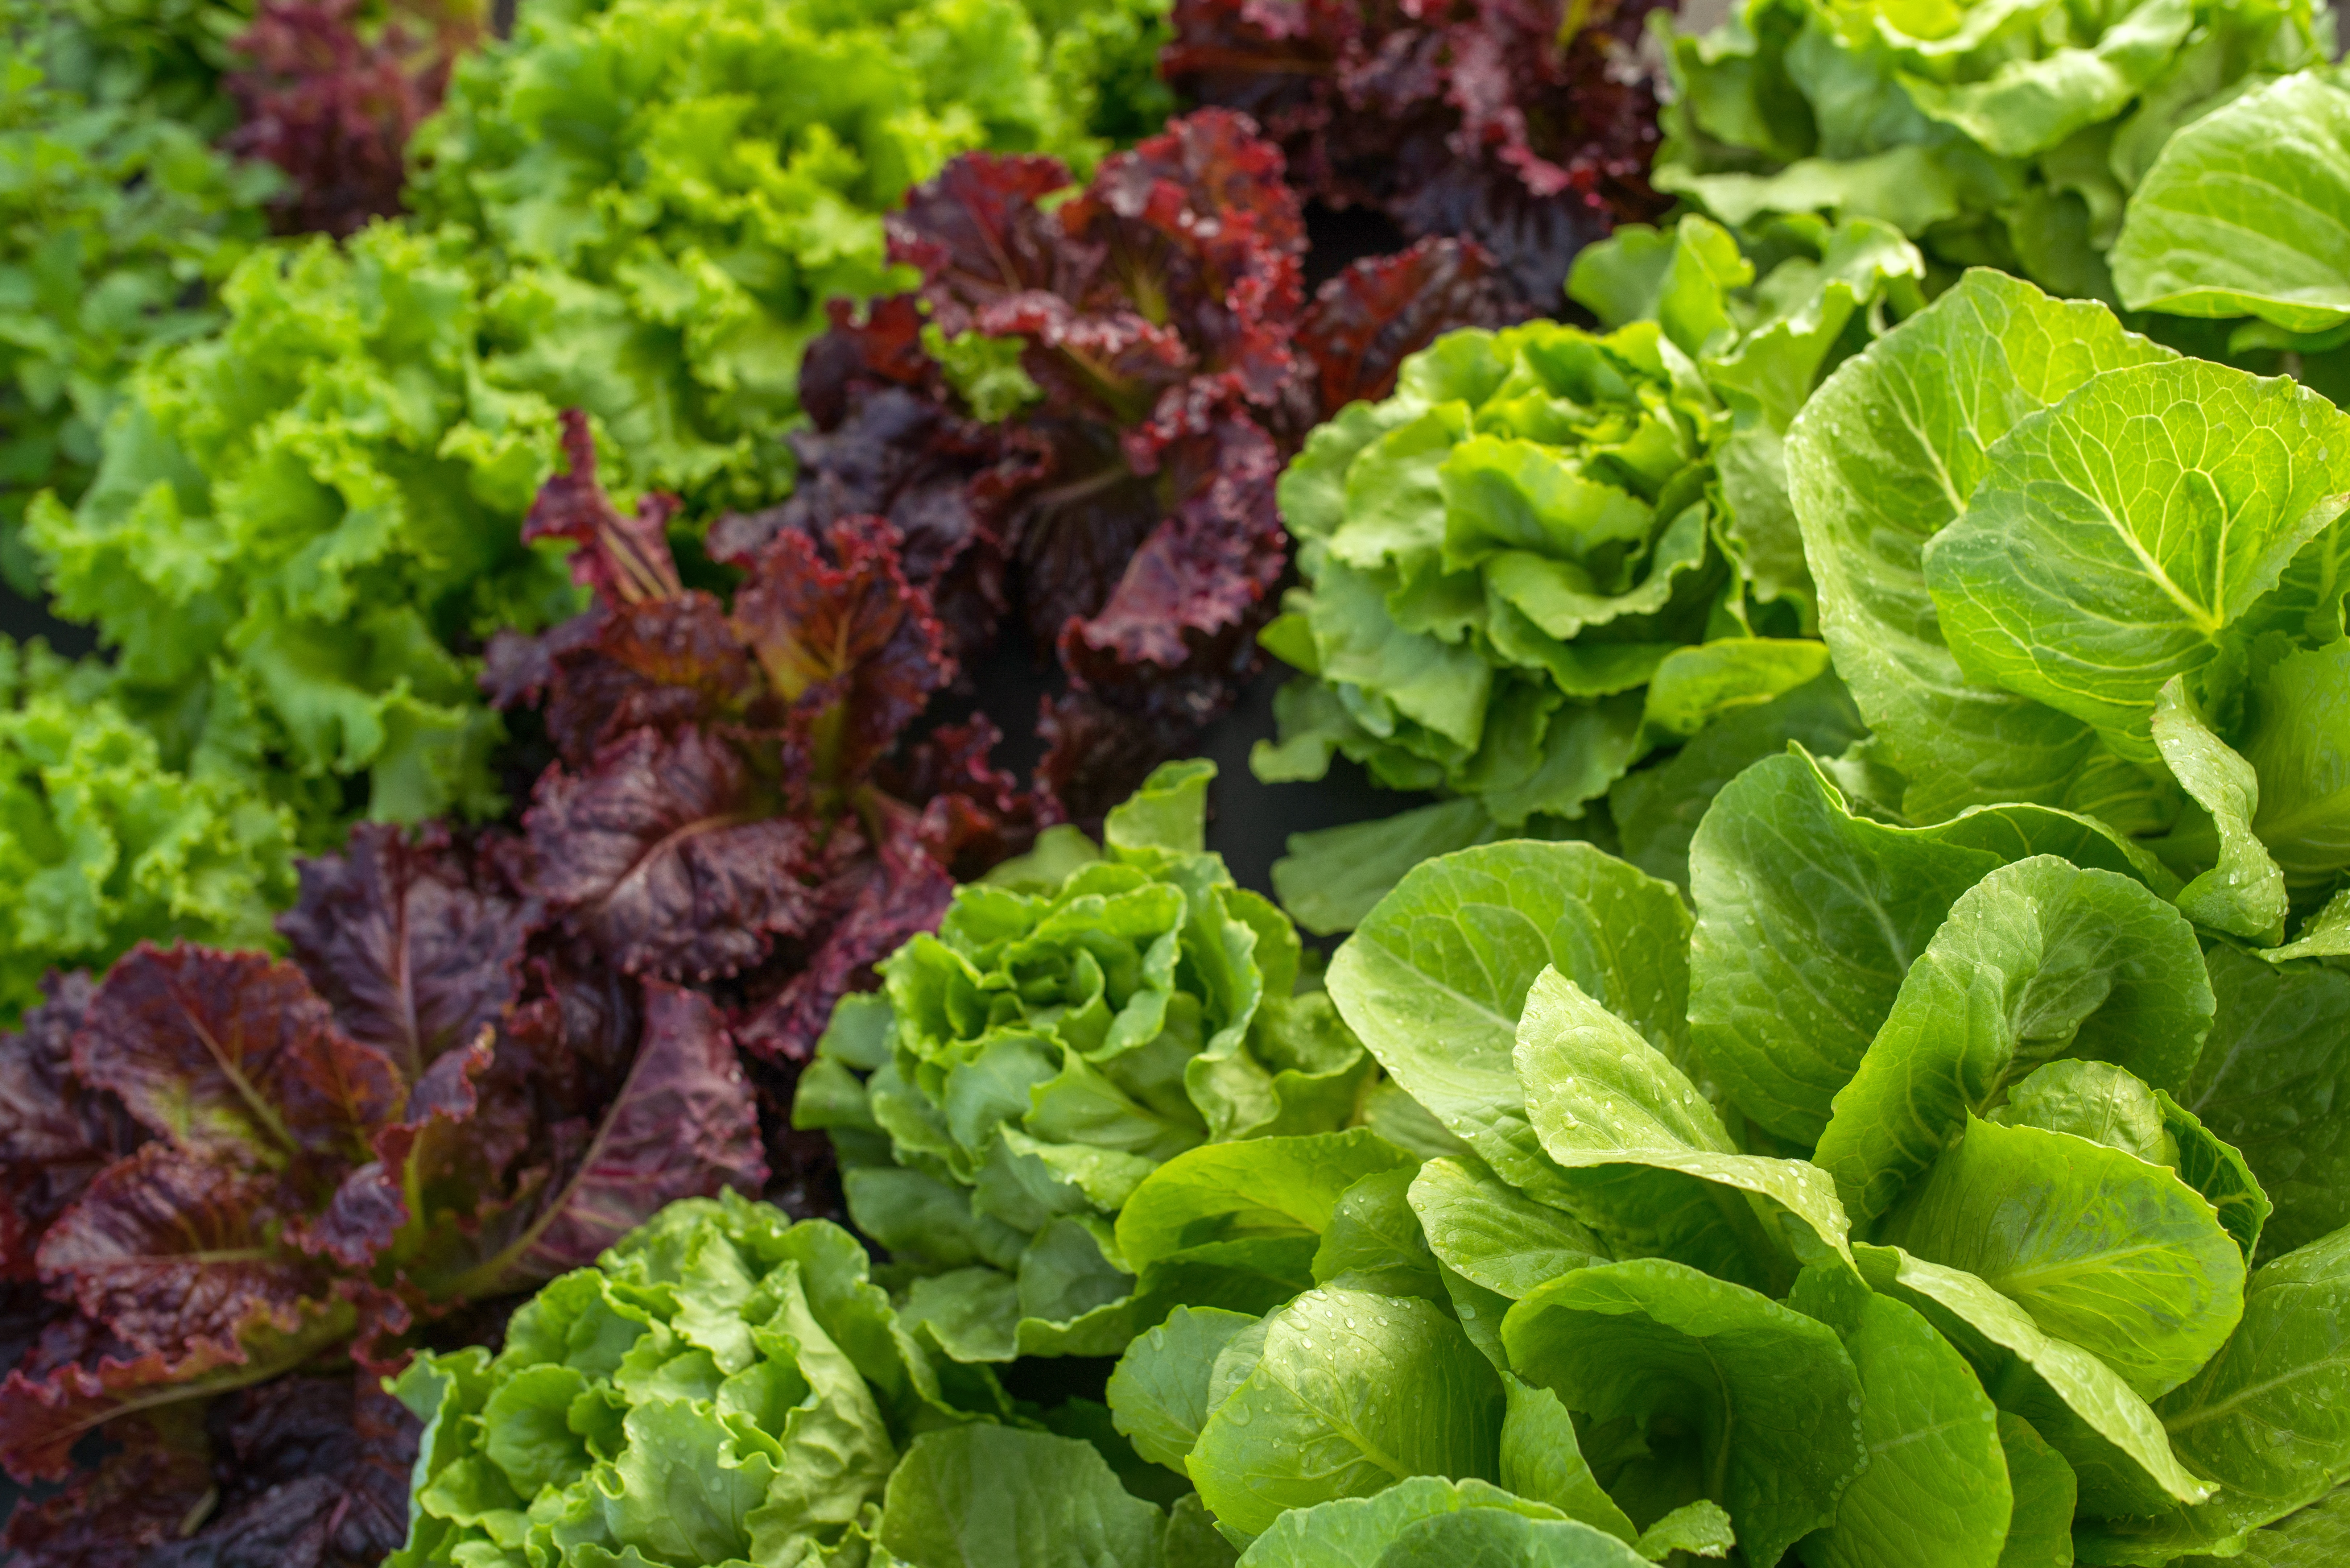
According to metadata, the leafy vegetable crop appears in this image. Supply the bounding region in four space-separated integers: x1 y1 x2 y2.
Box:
224 0 483 239
1102 774 2350 1565
393 1191 1230 1568
793 759 1374 1366
0 825 768 1566
1251 214 1920 929
2109 67 2350 401
1159 0 1676 308
402 0 1173 516
1653 0 2333 303
484 407 1041 1096
0 0 279 589
766 107 1521 819
1787 267 2350 956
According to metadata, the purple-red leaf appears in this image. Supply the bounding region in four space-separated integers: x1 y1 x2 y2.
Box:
886 154 1080 337
523 409 685 608
430 982 765 1294
34 1145 328 1356
1291 236 1526 417
732 518 954 795
0 974 143 1278
0 1408 214 1567
71 948 401 1175
276 823 536 1083
524 726 829 983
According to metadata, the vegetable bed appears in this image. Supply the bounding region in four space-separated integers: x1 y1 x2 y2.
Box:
0 1 2346 1565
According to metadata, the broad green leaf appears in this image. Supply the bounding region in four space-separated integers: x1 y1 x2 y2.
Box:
2151 677 2290 942
1996 1413 2078 1568
877 1424 1169 1568
2111 72 2350 333
1329 843 1692 1206
1406 1158 1608 1301
1609 672 1870 893
2183 948 2350 1258
1993 1060 2176 1165
2241 640 2350 895
1117 1130 1419 1278
1371 1509 1654 1568
602 1397 778 1564
1783 1263 2012 1568
1516 966 1853 1266
1813 856 2214 1222
1854 1244 2211 1517
1273 800 1503 938
2076 1226 2350 1563
1312 1167 1445 1302
1633 1500 1735 1560
1786 270 2173 820
1898 0 2195 160
1925 359 2350 766
1188 1287 1506 1538
1500 1258 1865 1568
1688 751 2182 1146
1877 1117 2245 1398
2267 888 2350 962
1499 1374 1641 1544
2158 1088 2275 1264
1231 1475 1569 1568
2182 1485 2350 1568
1108 1306 1264 1473
1167 1493 1241 1568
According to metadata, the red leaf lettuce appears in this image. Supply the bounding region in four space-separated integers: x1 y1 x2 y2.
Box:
1160 0 1675 307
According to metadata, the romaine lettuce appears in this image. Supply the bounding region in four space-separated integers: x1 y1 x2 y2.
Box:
1653 0 2333 301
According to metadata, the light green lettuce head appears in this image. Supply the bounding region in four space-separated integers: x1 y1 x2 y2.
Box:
792 760 1374 1367
403 0 1171 512
391 1188 1207 1568
1653 0 2333 299
1253 215 1919 927
0 635 294 1018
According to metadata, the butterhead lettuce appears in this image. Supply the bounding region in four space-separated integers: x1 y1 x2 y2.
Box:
793 760 1374 1365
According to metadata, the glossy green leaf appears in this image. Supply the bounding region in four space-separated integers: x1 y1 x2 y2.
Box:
1329 843 1691 1206
1814 856 2213 1222
1787 271 2173 820
1371 1509 1653 1568
1406 1158 1608 1302
2111 71 2350 333
2240 640 2350 895
877 1423 1170 1568
1499 1374 1640 1544
1188 1288 1506 1538
1231 1475 1569 1568
1500 1259 1865 1568
1117 1130 1420 1279
1108 1306 1265 1474
1925 359 2350 767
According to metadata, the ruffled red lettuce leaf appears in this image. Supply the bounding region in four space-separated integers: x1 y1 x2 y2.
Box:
883 716 1054 878
0 975 143 1278
276 823 537 1081
729 518 955 797
887 155 1085 338
520 409 685 608
225 0 478 239
733 803 958 1068
0 1407 215 1568
155 1372 420 1568
1162 0 1673 305
0 1290 357 1483
523 726 833 983
34 1145 331 1354
69 948 401 1180
1289 236 1527 417
410 982 764 1296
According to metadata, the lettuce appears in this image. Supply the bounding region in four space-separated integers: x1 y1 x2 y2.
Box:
0 636 294 1022
1786 267 2350 952
402 0 1173 516
0 0 279 589
1096 771 2350 1562
0 811 773 1565
1251 214 1920 926
1159 0 1677 309
1653 0 2332 302
2107 66 2350 401
765 111 1520 821
792 759 1374 1366
391 1190 1215 1568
